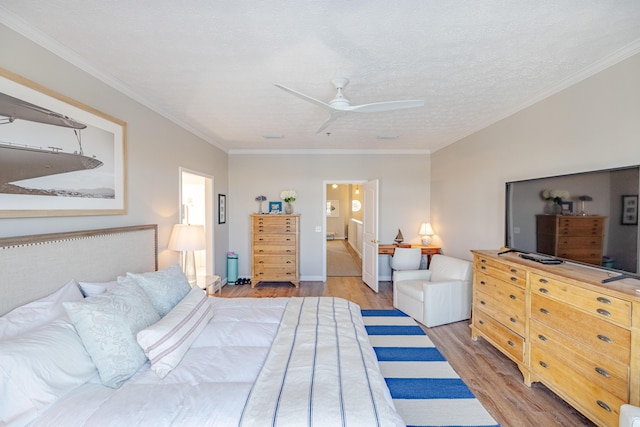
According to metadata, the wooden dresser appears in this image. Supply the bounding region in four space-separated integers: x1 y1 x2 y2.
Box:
471 250 640 427
536 215 606 266
251 214 300 288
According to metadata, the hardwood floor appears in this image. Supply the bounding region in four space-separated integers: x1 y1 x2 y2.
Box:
219 278 595 427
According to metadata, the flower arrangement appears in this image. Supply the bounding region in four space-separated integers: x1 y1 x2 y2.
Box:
280 190 297 203
541 189 570 204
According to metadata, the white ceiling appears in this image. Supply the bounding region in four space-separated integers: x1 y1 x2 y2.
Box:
2 1 640 153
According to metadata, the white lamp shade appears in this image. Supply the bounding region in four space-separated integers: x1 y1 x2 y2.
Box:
168 224 206 251
418 223 434 236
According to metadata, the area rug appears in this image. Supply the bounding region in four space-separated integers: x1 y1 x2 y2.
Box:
361 309 499 427
326 239 361 276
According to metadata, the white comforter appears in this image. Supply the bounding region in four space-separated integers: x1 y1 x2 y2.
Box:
28 297 404 427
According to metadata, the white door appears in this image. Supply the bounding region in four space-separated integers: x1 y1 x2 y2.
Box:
362 179 379 292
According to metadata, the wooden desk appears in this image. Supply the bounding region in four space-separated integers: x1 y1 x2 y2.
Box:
378 244 441 265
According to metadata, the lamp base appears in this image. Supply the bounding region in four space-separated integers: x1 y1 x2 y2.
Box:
184 250 197 286
421 236 432 246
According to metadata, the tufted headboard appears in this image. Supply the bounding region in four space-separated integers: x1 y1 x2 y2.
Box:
0 224 157 316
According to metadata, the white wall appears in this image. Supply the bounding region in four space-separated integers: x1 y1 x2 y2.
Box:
229 152 430 280
432 53 640 261
0 24 230 277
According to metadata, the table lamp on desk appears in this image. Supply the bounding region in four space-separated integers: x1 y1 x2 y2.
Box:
418 223 434 245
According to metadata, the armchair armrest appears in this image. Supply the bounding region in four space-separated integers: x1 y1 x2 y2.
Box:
620 404 640 427
394 270 433 282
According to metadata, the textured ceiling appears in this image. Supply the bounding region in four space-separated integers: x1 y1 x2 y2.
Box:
1 1 640 153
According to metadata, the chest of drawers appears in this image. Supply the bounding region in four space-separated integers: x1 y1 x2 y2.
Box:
471 250 640 427
251 214 300 287
536 215 606 265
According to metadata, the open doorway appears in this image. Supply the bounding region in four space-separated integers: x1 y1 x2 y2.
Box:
179 169 214 277
325 182 364 277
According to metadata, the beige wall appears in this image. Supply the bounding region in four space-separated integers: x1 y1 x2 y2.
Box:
432 53 640 261
0 24 230 276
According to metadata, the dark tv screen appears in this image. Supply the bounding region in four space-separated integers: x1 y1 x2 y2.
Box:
505 165 639 277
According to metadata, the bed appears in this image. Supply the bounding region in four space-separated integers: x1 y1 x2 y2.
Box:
0 225 404 427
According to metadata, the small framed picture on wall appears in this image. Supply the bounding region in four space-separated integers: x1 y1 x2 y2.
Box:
218 194 226 224
622 195 638 225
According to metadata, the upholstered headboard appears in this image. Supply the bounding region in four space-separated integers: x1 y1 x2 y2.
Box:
0 224 157 316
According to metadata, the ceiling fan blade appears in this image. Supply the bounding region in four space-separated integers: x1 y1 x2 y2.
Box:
274 84 332 110
347 100 424 113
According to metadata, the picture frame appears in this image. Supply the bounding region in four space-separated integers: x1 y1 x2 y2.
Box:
622 195 638 225
0 68 127 218
218 194 226 224
326 200 340 217
269 201 282 213
560 201 573 215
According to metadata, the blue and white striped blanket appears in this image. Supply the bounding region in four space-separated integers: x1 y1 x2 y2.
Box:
240 297 405 427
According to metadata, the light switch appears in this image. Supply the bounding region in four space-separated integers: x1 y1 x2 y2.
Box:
315 226 321 232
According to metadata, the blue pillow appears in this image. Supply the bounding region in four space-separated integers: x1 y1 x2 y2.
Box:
125 264 191 317
63 277 160 388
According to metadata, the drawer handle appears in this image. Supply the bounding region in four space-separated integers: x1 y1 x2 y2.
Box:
510 277 517 282
507 340 515 347
595 367 610 378
596 400 612 412
259 261 264 264
596 308 611 317
539 361 549 369
480 300 486 305
509 294 516 300
538 334 547 341
286 238 292 241
258 272 264 276
539 308 550 315
259 250 264 253
481 266 486 270
597 334 612 344
509 317 517 323
510 268 517 274
597 297 611 305
539 278 549 284
481 259 487 263
286 250 292 253
480 281 486 285
478 319 484 325
539 288 549 294
286 261 292 264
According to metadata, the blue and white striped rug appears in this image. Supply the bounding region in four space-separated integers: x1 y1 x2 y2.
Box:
361 309 499 427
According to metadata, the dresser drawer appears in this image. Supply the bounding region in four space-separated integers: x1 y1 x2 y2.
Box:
254 234 297 245
475 286 525 336
531 293 630 365
254 255 296 266
474 257 526 288
473 307 524 363
253 266 297 281
530 319 628 401
530 345 623 427
530 273 631 326
556 235 603 249
254 224 297 233
253 244 296 255
557 217 604 235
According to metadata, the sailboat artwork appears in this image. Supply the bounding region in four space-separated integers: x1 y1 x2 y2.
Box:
394 229 404 244
0 69 126 218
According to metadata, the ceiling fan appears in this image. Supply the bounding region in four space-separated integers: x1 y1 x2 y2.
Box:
275 78 424 133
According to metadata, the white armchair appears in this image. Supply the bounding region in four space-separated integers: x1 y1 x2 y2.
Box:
620 404 640 427
393 254 473 327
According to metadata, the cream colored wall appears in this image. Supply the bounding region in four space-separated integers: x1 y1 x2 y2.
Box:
432 53 640 261
0 24 230 276
229 152 430 280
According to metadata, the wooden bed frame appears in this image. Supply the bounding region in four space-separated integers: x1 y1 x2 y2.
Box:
0 224 157 316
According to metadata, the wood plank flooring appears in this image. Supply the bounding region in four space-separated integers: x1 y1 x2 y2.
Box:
219 278 594 427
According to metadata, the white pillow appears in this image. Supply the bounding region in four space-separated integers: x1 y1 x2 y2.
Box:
63 277 160 388
0 319 97 426
0 280 83 341
137 287 213 378
77 280 118 297
125 264 192 317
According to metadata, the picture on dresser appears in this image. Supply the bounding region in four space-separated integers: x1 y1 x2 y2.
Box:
622 195 638 225
269 201 281 213
560 201 573 215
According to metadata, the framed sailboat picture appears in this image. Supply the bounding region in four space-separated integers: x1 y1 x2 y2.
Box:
0 68 126 218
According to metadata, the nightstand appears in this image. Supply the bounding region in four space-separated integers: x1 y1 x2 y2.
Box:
197 275 222 296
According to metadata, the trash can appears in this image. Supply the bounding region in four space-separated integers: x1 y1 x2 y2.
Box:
227 252 238 284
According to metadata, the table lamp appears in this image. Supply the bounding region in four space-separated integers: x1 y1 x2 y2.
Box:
418 223 434 245
168 224 206 286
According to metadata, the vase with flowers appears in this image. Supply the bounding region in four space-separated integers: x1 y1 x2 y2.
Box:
280 190 297 214
541 189 570 215
255 195 267 213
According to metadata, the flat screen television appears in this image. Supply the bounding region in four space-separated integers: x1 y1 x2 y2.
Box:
505 165 640 280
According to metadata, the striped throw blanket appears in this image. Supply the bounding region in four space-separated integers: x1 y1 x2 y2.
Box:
240 297 405 427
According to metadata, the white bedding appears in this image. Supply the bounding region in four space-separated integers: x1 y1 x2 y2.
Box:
25 297 403 427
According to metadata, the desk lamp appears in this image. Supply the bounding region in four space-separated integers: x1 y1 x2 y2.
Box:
418 223 434 245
